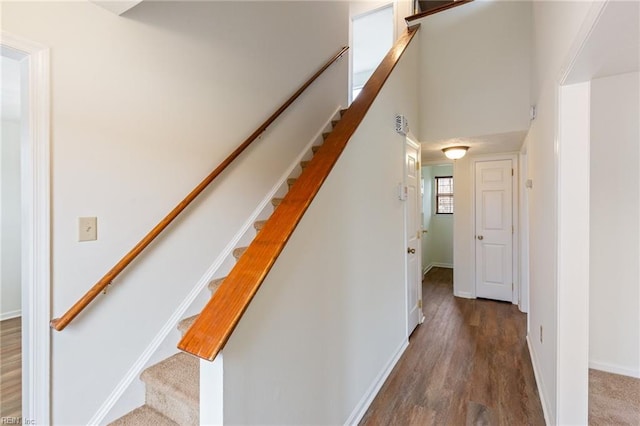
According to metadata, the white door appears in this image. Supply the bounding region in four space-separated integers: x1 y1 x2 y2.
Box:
406 138 423 335
475 160 513 302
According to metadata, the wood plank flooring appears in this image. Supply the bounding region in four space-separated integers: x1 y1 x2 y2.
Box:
360 267 545 425
0 317 21 419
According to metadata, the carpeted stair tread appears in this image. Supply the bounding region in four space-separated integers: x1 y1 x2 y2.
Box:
141 352 198 424
340 108 347 117
332 120 340 127
177 315 198 337
254 220 267 232
312 145 322 154
233 246 248 260
271 197 284 207
300 160 311 170
322 132 331 140
208 276 225 292
109 405 178 426
287 178 297 189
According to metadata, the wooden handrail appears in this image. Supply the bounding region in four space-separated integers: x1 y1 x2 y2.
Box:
405 0 473 23
50 46 349 331
178 25 420 361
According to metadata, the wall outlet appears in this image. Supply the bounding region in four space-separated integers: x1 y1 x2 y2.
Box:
540 325 543 343
79 217 97 242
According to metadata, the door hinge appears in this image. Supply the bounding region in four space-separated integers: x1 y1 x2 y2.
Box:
418 299 422 308
512 168 514 176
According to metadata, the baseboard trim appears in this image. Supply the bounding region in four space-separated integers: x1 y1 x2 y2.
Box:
0 310 21 321
589 360 640 379
344 339 409 425
89 106 344 425
422 263 433 277
423 263 453 278
527 336 552 426
453 291 473 299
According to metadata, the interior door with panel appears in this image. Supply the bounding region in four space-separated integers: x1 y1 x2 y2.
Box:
406 138 423 335
475 159 513 302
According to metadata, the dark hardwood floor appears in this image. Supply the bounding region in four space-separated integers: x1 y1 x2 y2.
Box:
360 267 545 425
0 317 21 419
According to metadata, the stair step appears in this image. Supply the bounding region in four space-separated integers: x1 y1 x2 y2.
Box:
254 220 267 232
209 277 224 293
271 197 284 208
340 108 347 117
312 145 322 154
322 132 331 140
300 160 311 170
331 120 340 127
287 178 297 189
233 246 248 260
109 404 178 426
140 353 199 425
177 315 198 337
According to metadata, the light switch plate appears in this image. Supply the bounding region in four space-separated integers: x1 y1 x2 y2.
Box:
79 217 97 242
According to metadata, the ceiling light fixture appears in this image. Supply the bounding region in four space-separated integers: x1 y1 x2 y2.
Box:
442 146 469 160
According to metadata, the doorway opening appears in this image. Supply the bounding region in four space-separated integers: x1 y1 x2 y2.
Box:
0 34 50 424
350 4 394 103
421 164 454 279
0 51 23 420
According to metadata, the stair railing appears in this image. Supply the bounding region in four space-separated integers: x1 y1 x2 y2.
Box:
50 46 349 331
178 25 420 361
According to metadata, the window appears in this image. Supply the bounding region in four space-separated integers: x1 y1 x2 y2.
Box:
435 176 454 214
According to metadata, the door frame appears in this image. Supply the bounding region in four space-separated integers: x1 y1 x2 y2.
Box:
470 153 519 303
1 31 51 424
404 133 424 338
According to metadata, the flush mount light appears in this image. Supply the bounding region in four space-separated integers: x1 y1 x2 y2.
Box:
442 146 469 160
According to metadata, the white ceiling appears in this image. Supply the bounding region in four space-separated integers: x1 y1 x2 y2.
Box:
1 55 21 122
421 130 527 162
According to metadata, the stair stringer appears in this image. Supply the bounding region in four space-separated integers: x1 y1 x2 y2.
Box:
95 106 344 425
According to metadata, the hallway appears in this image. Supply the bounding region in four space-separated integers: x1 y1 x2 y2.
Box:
360 267 545 425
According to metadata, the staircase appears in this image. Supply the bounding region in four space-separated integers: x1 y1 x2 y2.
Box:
109 111 344 425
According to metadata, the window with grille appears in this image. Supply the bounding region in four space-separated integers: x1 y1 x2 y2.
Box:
435 176 454 214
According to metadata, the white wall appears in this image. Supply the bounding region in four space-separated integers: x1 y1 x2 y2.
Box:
417 0 531 142
1 119 22 319
589 71 640 378
422 164 453 270
526 1 597 423
2 2 349 423
453 155 473 298
221 35 421 425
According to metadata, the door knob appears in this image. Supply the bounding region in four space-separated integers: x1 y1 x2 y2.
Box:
477 235 484 240
407 248 416 254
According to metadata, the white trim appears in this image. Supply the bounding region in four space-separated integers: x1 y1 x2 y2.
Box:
589 361 640 379
1 31 51 426
344 339 409 426
200 354 224 425
0 310 21 321
422 263 433 277
453 291 473 299
89 107 344 425
423 263 453 279
470 153 519 304
527 336 551 426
